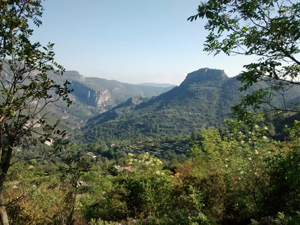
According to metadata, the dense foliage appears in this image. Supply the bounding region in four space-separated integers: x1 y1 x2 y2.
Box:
3 117 300 224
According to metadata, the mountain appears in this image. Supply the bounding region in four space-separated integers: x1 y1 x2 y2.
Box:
44 71 173 130
80 68 300 142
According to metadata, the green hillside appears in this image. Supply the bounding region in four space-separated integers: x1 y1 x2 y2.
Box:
80 68 300 142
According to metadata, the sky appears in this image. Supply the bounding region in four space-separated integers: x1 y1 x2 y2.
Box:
30 0 255 85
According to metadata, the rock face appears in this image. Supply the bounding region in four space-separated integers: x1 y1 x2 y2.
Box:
96 90 111 109
68 81 114 113
181 68 228 87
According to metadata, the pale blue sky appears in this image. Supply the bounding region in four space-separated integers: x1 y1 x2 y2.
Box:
31 0 254 85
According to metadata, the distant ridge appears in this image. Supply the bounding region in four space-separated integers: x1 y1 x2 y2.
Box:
46 70 172 129
139 83 176 88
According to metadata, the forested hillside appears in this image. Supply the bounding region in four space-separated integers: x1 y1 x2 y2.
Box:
80 68 300 142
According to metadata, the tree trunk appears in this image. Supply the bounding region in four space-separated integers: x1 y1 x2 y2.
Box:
0 128 8 225
68 187 77 225
0 134 13 225
0 185 9 225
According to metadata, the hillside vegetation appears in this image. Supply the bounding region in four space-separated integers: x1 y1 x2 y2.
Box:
80 68 300 142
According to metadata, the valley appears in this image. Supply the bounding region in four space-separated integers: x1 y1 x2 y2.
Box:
48 68 300 142
1 0 300 224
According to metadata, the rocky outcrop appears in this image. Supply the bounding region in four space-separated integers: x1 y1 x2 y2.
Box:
180 68 228 87
95 90 112 112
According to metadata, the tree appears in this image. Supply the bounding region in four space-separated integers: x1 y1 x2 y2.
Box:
188 0 300 122
0 1 71 224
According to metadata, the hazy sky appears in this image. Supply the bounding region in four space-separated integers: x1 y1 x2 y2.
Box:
31 0 255 85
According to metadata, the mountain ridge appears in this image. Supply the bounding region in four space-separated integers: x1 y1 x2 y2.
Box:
45 70 173 129
80 68 300 142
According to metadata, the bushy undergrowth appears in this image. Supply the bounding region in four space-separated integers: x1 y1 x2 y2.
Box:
4 118 300 224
